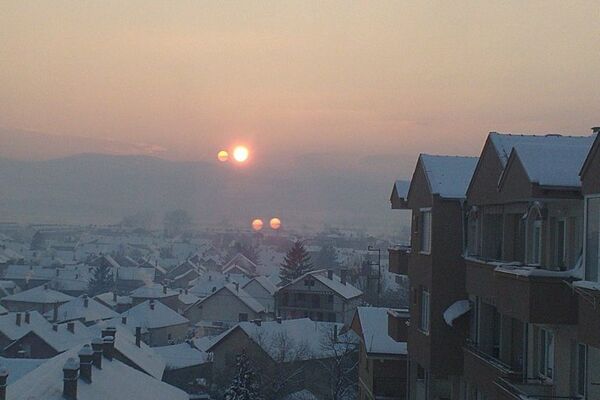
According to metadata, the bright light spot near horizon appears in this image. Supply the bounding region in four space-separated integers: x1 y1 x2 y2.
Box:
217 150 229 162
251 218 264 231
270 217 281 230
233 146 249 163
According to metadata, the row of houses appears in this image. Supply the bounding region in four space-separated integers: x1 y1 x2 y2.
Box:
389 128 600 400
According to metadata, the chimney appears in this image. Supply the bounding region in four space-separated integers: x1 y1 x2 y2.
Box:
234 282 239 292
24 312 30 324
53 324 58 332
327 270 333 280
179 289 183 294
56 268 60 276
63 358 79 400
83 295 89 308
112 292 117 302
53 302 59 322
149 300 155 310
0 366 7 400
15 313 21 326
592 127 600 134
78 345 94 383
17 349 26 359
121 316 127 325
102 336 114 361
341 269 347 285
43 283 49 290
208 274 212 281
67 322 75 334
91 338 103 369
253 319 262 326
276 316 282 324
184 289 188 295
135 327 142 348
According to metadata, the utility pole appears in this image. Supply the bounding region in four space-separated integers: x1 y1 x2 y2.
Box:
367 245 381 306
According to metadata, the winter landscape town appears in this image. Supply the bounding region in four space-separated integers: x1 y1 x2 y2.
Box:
2 2 600 400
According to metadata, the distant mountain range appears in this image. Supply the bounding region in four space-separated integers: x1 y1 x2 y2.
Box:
0 153 410 234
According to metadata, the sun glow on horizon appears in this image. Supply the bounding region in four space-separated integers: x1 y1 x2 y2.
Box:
233 146 249 163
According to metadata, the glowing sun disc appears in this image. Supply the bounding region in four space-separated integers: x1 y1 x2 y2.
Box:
233 146 249 162
251 218 264 231
217 150 229 162
270 218 281 230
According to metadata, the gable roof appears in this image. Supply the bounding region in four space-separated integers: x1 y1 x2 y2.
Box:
130 283 178 299
418 154 478 199
123 300 189 329
500 139 595 188
279 269 362 300
6 346 188 400
580 131 600 178
187 283 265 314
153 342 210 369
1 284 74 304
243 276 277 295
43 296 118 324
353 307 407 356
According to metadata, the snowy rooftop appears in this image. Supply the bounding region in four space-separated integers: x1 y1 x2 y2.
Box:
122 300 189 329
489 132 595 166
188 272 250 298
0 356 46 384
43 296 118 324
130 283 178 299
507 139 595 187
153 342 210 369
283 269 362 300
420 154 478 199
355 307 407 356
243 275 278 295
1 284 74 304
6 346 188 400
192 283 265 314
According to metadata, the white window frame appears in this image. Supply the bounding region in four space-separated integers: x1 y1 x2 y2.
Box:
530 219 543 266
419 288 430 334
583 194 600 282
420 208 432 254
538 328 555 381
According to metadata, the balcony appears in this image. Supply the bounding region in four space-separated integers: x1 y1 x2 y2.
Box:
388 246 410 275
463 344 522 393
493 265 577 324
465 257 577 324
573 280 600 347
495 377 558 400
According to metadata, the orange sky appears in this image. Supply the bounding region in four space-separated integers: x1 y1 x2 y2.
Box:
1 1 599 164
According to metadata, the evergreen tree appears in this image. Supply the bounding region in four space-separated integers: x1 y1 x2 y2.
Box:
280 240 313 284
87 264 114 296
223 352 263 400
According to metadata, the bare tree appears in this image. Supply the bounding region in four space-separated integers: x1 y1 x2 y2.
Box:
318 326 359 400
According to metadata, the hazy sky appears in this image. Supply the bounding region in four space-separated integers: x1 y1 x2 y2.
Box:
2 1 600 171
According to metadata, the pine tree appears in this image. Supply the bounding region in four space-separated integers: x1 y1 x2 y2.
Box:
280 240 313 285
223 352 263 400
87 264 114 296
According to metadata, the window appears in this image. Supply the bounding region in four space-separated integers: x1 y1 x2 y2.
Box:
469 297 479 344
530 220 543 265
420 209 432 253
539 328 554 379
238 313 248 322
419 288 430 333
585 197 600 282
577 343 587 397
554 219 567 269
467 209 480 256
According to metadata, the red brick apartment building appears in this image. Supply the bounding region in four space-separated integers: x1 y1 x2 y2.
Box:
390 128 600 400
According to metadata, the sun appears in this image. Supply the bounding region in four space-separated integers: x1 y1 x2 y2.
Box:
251 218 264 231
270 217 281 230
233 146 249 163
217 150 229 162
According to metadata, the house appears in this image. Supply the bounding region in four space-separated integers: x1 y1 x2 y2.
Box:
122 300 189 346
206 318 358 400
350 307 408 400
275 269 363 324
391 154 477 400
176 289 199 313
188 271 250 298
43 295 118 325
94 291 132 313
242 276 277 314
153 341 211 392
0 311 55 350
184 283 265 326
0 284 74 313
5 342 188 400
222 253 258 276
129 283 180 310
114 266 156 292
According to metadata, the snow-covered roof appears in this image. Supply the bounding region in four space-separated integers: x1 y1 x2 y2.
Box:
191 284 265 314
43 296 118 324
177 291 200 305
283 389 320 400
1 284 74 304
188 272 250 298
130 283 178 299
6 346 188 400
505 139 595 188
153 342 210 369
419 154 478 199
208 318 356 362
0 304 7 315
94 292 132 308
4 320 94 353
88 322 166 379
0 311 52 340
0 356 46 384
123 300 189 329
243 275 278 295
443 300 471 327
115 267 155 283
489 132 595 166
355 307 407 356
282 269 362 300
